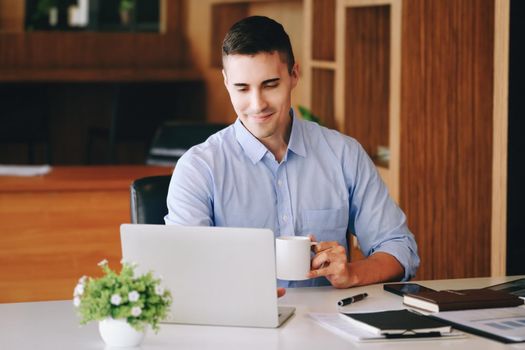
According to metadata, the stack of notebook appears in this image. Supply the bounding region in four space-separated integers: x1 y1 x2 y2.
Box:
403 288 524 313
341 309 452 338
309 309 464 342
402 285 525 343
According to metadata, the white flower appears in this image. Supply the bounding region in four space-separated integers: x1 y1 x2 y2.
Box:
131 306 142 317
128 291 140 302
74 283 84 296
155 285 164 296
110 294 122 305
97 259 108 267
73 297 81 307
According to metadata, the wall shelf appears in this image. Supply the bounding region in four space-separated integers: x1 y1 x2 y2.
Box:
0 68 201 82
310 60 337 69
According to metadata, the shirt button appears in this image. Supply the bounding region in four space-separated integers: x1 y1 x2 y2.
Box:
278 180 283 186
282 215 287 222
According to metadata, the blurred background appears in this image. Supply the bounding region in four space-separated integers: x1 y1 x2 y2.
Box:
0 0 523 302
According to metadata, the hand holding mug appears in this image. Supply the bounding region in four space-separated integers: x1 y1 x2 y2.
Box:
308 235 354 288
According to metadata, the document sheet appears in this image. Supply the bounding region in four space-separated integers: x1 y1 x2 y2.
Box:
434 306 525 342
0 164 51 176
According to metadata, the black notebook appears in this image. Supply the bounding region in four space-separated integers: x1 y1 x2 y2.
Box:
342 309 452 336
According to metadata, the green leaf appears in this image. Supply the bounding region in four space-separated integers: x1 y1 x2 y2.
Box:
297 105 322 124
74 261 172 332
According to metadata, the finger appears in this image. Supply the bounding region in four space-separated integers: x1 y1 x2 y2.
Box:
308 266 331 279
307 234 317 242
277 288 286 298
311 250 329 269
309 260 349 280
311 249 347 269
313 240 340 253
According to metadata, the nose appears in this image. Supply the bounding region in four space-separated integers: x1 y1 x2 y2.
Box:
250 90 268 114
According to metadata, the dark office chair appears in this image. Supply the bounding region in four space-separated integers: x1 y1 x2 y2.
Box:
130 175 172 224
86 81 206 164
146 121 228 166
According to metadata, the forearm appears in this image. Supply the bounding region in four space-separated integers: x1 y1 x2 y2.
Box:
345 252 404 287
309 242 405 288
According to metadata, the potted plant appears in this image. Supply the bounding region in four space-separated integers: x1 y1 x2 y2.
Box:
73 259 172 347
119 0 134 26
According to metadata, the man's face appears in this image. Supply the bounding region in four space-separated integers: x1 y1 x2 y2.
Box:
222 51 299 142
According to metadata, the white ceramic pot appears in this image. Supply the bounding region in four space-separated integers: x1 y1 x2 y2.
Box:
98 318 145 347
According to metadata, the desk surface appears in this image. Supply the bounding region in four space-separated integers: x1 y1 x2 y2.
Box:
1 277 524 350
0 165 173 192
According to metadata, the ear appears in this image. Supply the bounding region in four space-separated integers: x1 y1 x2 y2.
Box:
222 69 228 89
290 63 299 88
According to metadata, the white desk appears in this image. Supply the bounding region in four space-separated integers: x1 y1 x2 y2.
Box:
1 277 524 349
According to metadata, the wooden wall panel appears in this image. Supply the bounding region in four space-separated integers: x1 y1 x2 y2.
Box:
311 68 335 129
344 5 390 162
0 32 187 69
312 0 335 61
0 166 173 303
0 190 127 302
0 0 190 72
161 0 186 34
400 0 494 280
0 0 24 32
210 3 249 68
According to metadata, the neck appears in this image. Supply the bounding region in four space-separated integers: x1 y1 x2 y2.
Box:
263 138 288 163
260 116 292 163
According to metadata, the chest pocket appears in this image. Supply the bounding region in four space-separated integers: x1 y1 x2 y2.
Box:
300 207 348 241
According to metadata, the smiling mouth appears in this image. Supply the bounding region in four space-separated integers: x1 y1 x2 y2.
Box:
250 112 274 122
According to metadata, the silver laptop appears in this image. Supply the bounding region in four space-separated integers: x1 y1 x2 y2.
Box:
120 224 295 328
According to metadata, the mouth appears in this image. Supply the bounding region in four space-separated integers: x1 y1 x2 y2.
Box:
249 112 274 122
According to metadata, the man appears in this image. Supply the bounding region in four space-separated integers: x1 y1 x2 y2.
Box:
165 16 419 292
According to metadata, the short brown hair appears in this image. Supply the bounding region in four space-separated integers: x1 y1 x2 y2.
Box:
222 16 295 74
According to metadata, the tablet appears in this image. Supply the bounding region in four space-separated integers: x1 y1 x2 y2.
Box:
383 283 436 296
486 278 525 297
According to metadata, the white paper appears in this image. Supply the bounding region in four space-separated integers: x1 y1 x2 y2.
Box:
0 164 52 177
309 312 385 342
434 306 525 342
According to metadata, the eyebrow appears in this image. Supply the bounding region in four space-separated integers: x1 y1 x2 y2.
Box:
233 77 281 87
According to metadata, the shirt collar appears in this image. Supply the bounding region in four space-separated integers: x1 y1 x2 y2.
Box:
288 109 307 158
234 109 307 164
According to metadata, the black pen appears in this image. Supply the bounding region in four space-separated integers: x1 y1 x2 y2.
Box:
337 292 368 306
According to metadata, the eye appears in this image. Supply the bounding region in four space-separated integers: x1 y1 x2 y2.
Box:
235 86 248 92
264 82 278 89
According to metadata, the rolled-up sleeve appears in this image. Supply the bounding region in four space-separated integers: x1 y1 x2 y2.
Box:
348 142 420 280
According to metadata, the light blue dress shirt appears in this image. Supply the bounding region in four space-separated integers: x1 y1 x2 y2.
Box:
165 112 420 287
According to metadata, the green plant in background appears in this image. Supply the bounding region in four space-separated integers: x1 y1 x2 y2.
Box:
74 259 172 332
28 0 58 30
120 0 135 12
34 0 57 17
297 105 322 124
119 0 135 26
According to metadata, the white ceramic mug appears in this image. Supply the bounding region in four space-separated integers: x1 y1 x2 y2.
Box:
276 236 315 281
